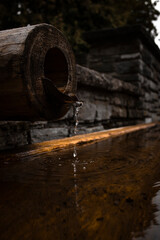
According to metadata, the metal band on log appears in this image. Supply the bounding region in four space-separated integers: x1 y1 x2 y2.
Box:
0 24 76 120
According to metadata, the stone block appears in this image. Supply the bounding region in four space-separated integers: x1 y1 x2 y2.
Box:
141 48 152 66
110 96 124 106
150 105 157 113
77 88 94 99
88 61 114 73
120 53 140 60
127 97 138 108
151 113 160 121
77 125 104 135
102 55 119 63
143 110 150 117
78 102 97 122
145 117 152 123
151 92 159 101
118 74 141 84
149 81 158 93
95 101 111 121
128 109 143 119
152 58 160 73
153 101 160 109
88 40 139 56
94 92 108 101
135 97 144 110
0 136 6 150
143 102 153 111
6 132 28 147
114 60 140 74
30 127 69 143
110 106 127 118
145 92 152 102
152 69 159 84
0 122 29 150
2 132 28 149
30 121 48 129
142 64 153 79
109 94 135 107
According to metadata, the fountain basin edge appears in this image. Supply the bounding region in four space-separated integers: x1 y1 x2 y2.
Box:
1 122 158 160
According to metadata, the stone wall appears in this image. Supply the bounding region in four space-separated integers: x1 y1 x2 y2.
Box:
83 25 160 123
76 65 142 126
0 25 160 150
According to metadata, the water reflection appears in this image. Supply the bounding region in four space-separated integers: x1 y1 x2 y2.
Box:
72 145 79 208
0 126 160 239
133 185 160 240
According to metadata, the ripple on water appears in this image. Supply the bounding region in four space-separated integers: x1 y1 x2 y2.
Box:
1 126 160 240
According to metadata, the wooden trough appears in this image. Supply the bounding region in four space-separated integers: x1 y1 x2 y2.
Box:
0 24 76 120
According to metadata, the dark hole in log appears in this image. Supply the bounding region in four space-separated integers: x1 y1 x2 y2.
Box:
44 47 68 93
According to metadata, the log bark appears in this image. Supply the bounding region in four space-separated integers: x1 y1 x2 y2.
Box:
0 24 76 120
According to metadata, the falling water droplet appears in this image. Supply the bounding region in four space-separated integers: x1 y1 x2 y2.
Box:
73 152 76 158
73 146 77 158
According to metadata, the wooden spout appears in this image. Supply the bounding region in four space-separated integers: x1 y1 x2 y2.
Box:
0 24 76 120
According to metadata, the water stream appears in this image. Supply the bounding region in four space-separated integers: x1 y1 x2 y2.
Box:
73 101 83 135
72 101 83 208
72 145 79 208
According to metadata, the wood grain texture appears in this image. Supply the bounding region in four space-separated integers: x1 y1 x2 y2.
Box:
0 24 76 120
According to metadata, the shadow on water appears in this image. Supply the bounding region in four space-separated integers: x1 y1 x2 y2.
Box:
0 126 160 239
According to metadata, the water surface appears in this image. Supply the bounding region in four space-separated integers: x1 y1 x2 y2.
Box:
0 126 160 240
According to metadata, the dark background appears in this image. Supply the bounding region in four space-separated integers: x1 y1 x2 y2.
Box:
0 0 159 55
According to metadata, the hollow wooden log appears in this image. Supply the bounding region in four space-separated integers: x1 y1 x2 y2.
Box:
0 24 76 120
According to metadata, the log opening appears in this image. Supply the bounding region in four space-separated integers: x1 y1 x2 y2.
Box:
44 47 68 92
